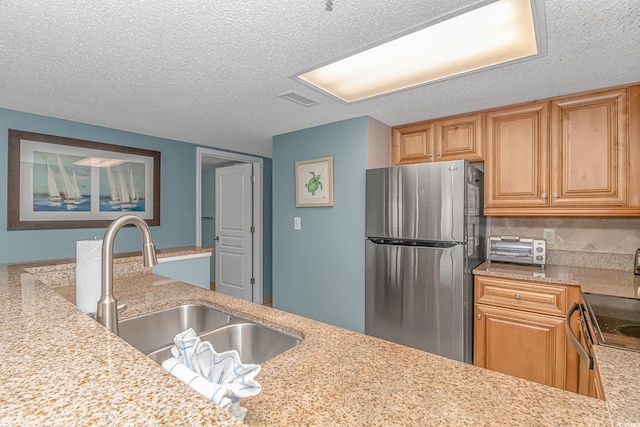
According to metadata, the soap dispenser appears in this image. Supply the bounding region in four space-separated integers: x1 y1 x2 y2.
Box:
635 248 640 275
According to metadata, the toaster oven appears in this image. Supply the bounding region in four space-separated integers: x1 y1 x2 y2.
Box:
487 236 546 265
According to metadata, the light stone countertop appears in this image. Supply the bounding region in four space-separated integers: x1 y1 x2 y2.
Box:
0 256 619 426
473 262 640 298
474 261 640 424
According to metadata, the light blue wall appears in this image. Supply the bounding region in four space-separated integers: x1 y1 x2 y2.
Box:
272 117 369 332
0 108 198 262
0 107 273 302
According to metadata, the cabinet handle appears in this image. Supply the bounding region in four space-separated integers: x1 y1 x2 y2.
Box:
477 314 482 320
427 153 433 158
514 293 521 300
541 193 547 199
552 192 559 199
436 152 442 157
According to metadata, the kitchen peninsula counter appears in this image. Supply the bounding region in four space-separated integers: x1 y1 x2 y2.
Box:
0 258 616 426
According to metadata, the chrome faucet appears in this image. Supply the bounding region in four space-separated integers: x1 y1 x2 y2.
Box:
96 214 157 335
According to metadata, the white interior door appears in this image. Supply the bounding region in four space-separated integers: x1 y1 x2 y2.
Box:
215 163 253 301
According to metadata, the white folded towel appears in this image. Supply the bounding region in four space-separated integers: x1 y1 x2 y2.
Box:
162 328 261 422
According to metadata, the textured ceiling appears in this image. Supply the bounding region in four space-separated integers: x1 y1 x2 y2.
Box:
1 0 639 157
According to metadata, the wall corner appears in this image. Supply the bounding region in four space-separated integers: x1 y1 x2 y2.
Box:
367 117 391 169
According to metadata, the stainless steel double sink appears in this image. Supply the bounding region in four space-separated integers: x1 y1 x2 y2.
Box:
118 304 301 365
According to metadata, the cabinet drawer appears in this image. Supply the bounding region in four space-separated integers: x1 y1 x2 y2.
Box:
475 276 568 316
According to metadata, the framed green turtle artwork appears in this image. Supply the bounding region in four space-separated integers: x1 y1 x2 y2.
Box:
295 156 334 207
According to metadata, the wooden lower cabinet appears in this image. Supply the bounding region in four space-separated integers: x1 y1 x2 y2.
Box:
576 320 605 399
589 362 604 400
474 276 580 392
475 304 567 389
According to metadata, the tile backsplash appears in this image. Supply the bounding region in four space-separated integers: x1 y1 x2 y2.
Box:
489 217 640 254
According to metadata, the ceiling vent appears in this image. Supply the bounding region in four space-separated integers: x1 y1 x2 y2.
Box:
277 91 320 107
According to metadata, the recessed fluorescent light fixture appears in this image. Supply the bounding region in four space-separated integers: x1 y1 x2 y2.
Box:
296 0 546 103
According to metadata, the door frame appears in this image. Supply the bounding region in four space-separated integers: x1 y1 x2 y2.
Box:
195 147 263 304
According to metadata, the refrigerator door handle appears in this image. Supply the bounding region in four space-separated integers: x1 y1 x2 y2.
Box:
367 238 460 248
368 237 386 244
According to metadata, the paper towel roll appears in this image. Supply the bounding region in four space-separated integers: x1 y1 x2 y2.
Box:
76 240 103 313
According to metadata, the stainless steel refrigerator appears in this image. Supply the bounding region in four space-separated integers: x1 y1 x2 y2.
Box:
365 160 484 363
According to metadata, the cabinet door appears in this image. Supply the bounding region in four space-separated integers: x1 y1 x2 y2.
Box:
484 103 550 211
576 323 591 396
589 363 604 400
550 89 628 207
434 113 483 161
474 304 566 389
391 123 435 165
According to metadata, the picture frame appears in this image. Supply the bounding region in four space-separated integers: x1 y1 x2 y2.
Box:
295 156 334 207
7 129 161 230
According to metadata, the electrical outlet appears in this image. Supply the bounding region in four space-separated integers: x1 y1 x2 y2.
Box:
294 217 301 231
543 228 556 245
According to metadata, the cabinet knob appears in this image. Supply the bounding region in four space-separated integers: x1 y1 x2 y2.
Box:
515 293 521 300
215 235 220 241
477 314 482 320
541 193 547 199
552 192 559 199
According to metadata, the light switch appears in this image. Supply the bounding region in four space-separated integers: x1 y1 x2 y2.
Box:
294 217 301 230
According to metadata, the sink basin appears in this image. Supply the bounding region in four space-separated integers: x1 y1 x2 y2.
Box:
118 303 302 365
118 304 231 354
148 321 302 365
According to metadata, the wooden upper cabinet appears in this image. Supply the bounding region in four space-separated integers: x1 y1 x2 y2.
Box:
435 113 483 161
484 103 549 211
484 83 640 216
392 122 435 165
550 88 628 207
392 82 640 216
391 112 483 165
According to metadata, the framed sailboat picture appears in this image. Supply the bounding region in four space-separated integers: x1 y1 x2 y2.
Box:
7 130 160 230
